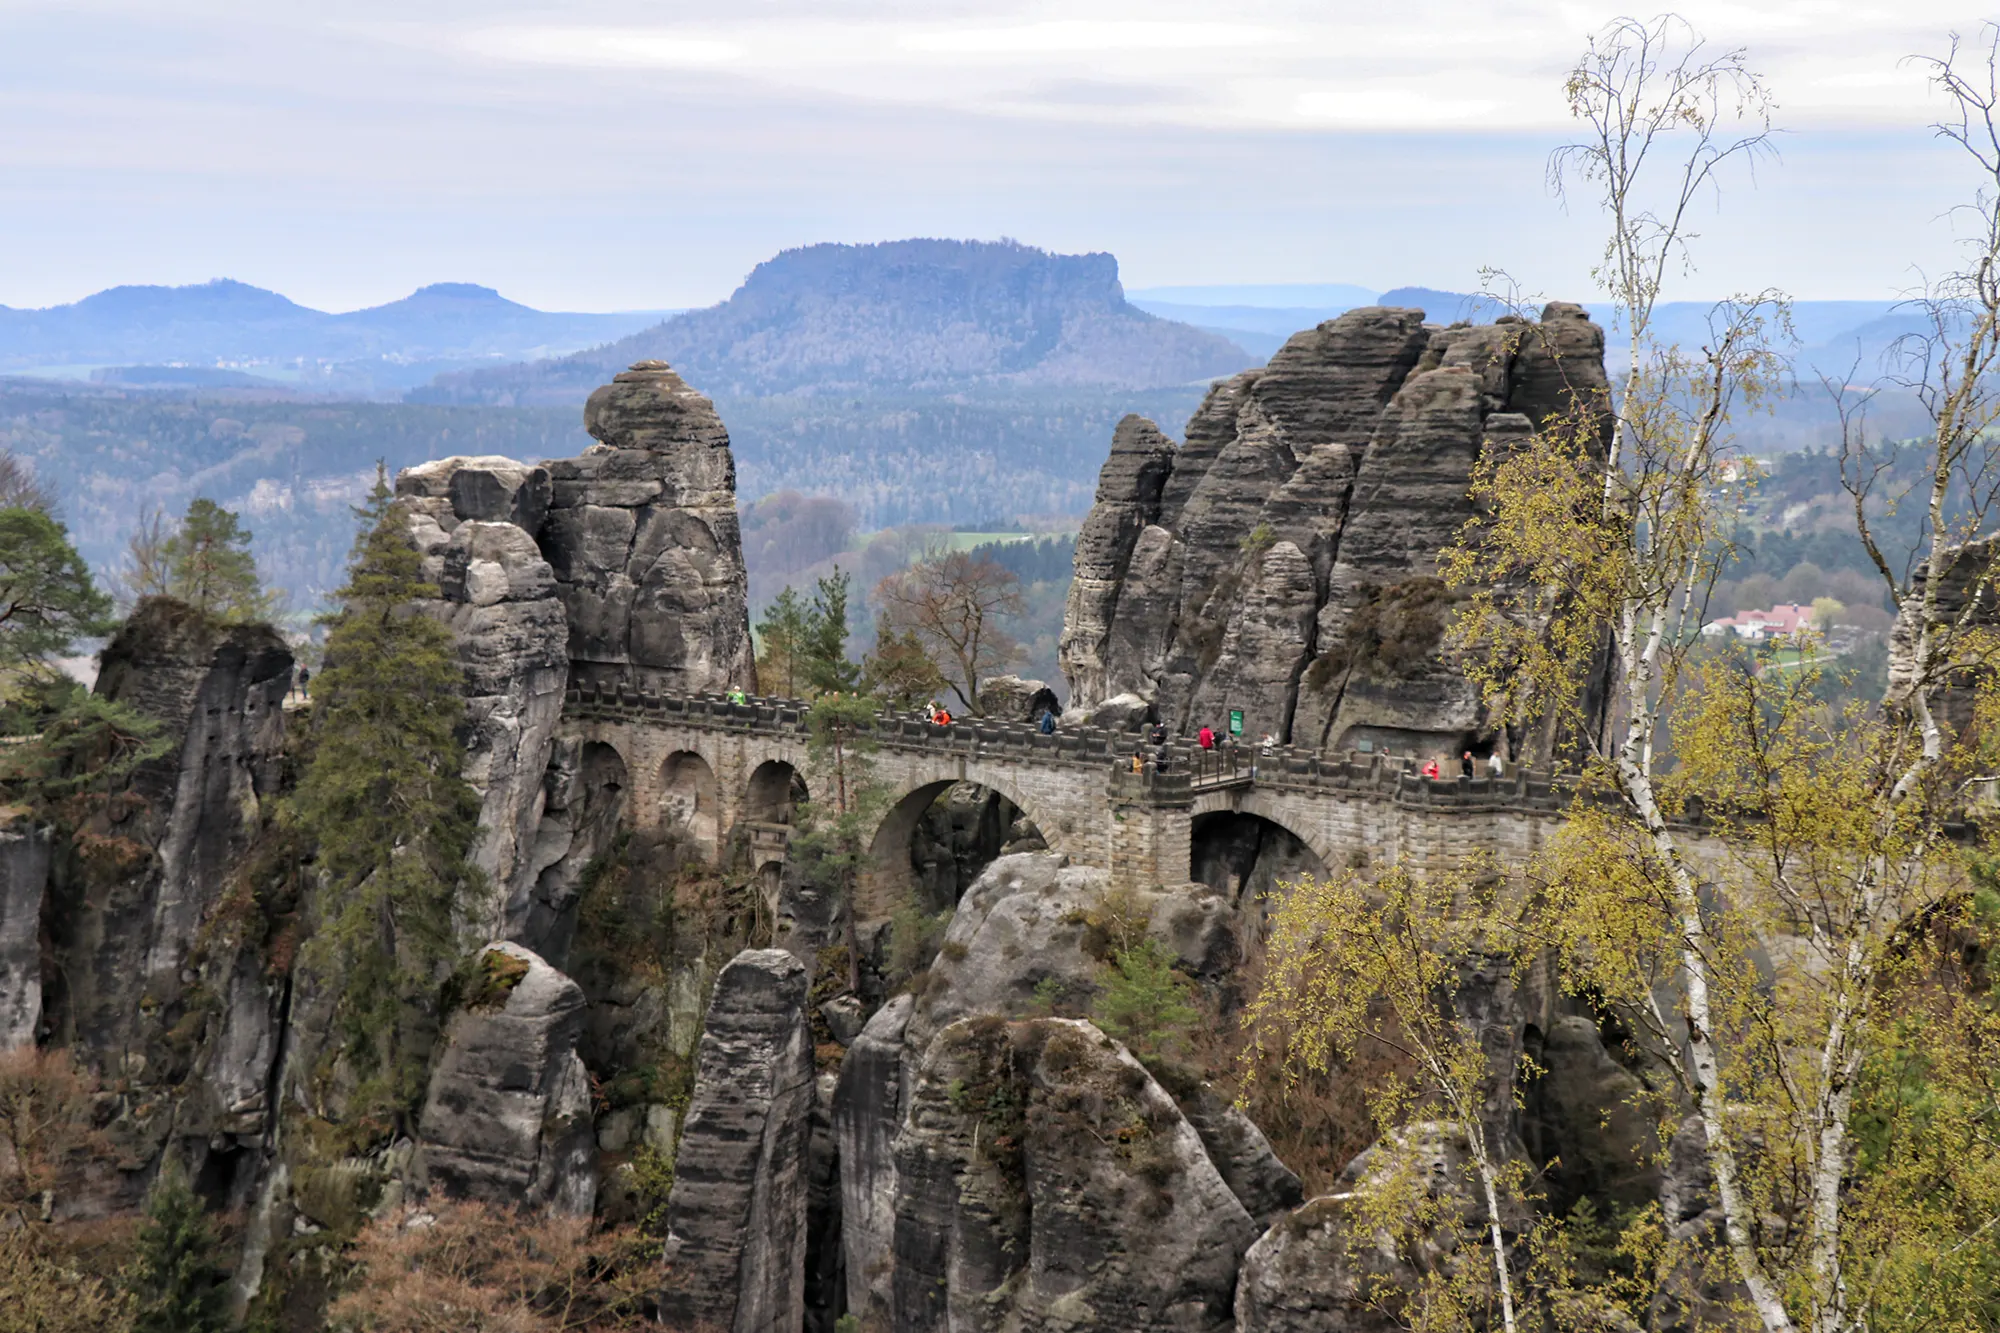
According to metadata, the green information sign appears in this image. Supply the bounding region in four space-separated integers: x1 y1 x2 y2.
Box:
1228 709 1244 736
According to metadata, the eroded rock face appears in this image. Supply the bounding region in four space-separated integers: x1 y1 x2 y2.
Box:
1060 304 1610 755
542 361 756 697
660 948 815 1333
892 1017 1257 1332
0 819 48 1050
398 457 570 940
834 994 913 1327
1235 1122 1498 1333
53 600 291 1074
417 942 596 1215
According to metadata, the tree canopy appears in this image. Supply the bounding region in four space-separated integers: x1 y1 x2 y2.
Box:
290 466 481 1121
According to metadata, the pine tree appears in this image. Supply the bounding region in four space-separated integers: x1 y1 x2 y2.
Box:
0 507 112 673
755 587 811 696
162 497 273 623
804 569 861 695
290 466 481 1119
126 1157 229 1333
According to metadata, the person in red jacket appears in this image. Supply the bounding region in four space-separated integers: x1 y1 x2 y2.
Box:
1197 724 1216 750
1422 757 1441 780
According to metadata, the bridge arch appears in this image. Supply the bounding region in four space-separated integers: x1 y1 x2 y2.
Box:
744 759 808 825
857 764 1060 921
658 750 720 861
1190 790 1334 926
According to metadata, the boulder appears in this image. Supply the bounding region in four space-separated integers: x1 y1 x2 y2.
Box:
417 942 597 1215
1171 1080 1304 1230
1088 691 1154 729
540 361 756 697
891 1017 1256 1331
659 948 815 1332
1529 1015 1662 1214
976 673 1059 723
1235 1122 1499 1333
906 853 1243 1057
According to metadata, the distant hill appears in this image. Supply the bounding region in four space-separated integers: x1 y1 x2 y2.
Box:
417 240 1256 405
0 279 669 394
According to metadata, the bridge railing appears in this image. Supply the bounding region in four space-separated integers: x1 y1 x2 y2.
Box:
562 684 1584 813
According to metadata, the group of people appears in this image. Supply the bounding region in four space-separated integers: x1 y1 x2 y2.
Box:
924 700 955 726
1418 749 1506 780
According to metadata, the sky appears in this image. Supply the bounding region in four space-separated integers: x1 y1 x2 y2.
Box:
0 1 1994 312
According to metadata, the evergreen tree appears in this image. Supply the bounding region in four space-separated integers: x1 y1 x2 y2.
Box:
125 1157 229 1333
755 587 811 696
290 466 481 1120
757 573 860 699
0 507 112 673
804 569 861 695
862 616 946 709
162 497 273 623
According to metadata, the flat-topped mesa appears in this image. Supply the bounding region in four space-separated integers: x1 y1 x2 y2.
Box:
1060 302 1610 759
542 360 756 697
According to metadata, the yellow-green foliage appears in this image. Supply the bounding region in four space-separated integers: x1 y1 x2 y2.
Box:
1247 860 1528 1333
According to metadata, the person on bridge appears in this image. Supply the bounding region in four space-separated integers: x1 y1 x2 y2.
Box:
727 687 747 705
1197 724 1216 750
1039 709 1056 735
1130 750 1145 773
1422 757 1441 780
925 700 938 722
1461 751 1475 778
1488 750 1504 778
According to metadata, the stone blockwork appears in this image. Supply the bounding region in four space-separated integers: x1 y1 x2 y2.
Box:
1059 303 1610 756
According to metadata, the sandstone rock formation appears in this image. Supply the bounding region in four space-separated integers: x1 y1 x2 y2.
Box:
833 994 913 1329
417 942 597 1215
1235 1122 1498 1333
892 1017 1257 1331
51 599 292 1085
1061 303 1610 756
660 948 815 1332
398 456 569 939
833 853 1282 1326
542 361 756 697
0 818 48 1049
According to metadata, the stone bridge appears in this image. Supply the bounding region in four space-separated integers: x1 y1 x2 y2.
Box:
561 684 1596 919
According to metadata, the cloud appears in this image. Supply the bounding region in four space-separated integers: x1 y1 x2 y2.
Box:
464 26 743 68
433 3 1981 132
897 20 1277 54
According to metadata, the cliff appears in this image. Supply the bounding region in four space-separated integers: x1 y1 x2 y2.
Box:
1060 302 1611 756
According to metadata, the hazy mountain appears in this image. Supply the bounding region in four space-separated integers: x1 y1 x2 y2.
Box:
0 279 670 391
417 239 1256 405
1126 282 1378 307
